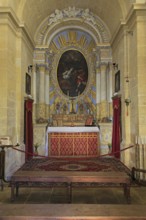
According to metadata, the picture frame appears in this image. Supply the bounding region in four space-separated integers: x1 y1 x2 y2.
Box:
25 73 31 95
115 70 120 92
85 116 93 126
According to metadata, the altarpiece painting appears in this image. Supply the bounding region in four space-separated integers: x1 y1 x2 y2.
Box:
57 50 88 97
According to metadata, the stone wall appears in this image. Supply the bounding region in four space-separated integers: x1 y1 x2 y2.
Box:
5 144 25 180
33 123 47 156
112 7 146 168
99 123 112 155
0 9 34 178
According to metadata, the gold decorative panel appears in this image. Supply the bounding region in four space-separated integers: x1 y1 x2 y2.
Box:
49 29 96 102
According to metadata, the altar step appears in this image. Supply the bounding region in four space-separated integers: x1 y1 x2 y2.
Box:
0 204 146 219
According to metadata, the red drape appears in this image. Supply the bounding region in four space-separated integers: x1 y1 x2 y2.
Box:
25 99 33 161
112 96 121 159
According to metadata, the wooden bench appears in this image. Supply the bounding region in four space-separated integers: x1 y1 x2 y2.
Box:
10 170 131 203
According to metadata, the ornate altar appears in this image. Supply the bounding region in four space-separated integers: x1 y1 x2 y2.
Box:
52 114 93 127
45 126 100 157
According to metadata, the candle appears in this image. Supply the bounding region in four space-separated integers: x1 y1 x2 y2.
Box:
138 136 141 145
135 136 138 144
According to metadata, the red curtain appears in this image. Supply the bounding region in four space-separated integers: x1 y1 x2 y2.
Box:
25 99 33 161
112 96 121 159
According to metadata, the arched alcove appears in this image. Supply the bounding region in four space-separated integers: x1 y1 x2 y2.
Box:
33 7 112 124
32 6 113 158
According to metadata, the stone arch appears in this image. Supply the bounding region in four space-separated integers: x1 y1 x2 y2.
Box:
33 7 113 125
34 7 111 46
44 25 102 46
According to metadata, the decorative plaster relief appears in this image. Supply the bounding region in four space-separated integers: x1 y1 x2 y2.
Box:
47 7 105 32
35 7 110 45
36 103 46 120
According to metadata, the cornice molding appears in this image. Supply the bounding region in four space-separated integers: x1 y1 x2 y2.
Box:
0 7 35 48
111 3 146 46
133 3 146 10
0 7 21 27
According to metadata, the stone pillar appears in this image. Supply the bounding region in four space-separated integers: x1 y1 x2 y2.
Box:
100 63 107 119
36 64 46 120
96 67 101 119
107 63 113 119
39 65 45 103
32 64 36 123
45 69 50 119
136 13 146 136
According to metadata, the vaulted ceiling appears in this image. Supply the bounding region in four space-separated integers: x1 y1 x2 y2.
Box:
1 0 134 42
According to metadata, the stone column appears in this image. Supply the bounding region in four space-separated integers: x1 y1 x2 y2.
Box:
36 64 46 120
96 67 101 119
100 63 107 119
107 63 113 119
45 50 54 120
45 69 50 119
31 64 37 123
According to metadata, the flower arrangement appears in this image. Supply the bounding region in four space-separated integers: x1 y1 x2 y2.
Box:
34 142 40 148
108 143 112 149
34 143 40 155
108 143 112 154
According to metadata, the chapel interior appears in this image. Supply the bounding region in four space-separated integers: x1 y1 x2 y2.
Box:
0 0 146 219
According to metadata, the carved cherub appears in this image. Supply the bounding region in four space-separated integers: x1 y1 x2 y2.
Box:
63 6 81 17
48 9 63 26
82 8 96 25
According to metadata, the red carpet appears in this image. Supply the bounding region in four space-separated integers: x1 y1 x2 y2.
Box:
20 157 131 175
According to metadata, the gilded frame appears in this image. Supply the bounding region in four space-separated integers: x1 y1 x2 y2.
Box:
57 49 88 98
50 46 94 101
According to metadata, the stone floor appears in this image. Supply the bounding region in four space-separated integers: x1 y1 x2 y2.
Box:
1 183 146 205
1 183 146 219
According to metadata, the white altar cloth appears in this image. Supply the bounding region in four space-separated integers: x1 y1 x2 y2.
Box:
45 126 99 156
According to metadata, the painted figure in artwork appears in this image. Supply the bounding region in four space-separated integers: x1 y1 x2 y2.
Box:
57 50 88 97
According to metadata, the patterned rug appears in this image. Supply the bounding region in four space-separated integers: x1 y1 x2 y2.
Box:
20 157 131 176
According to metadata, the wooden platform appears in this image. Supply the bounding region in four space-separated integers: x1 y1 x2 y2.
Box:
0 204 146 219
10 170 131 203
